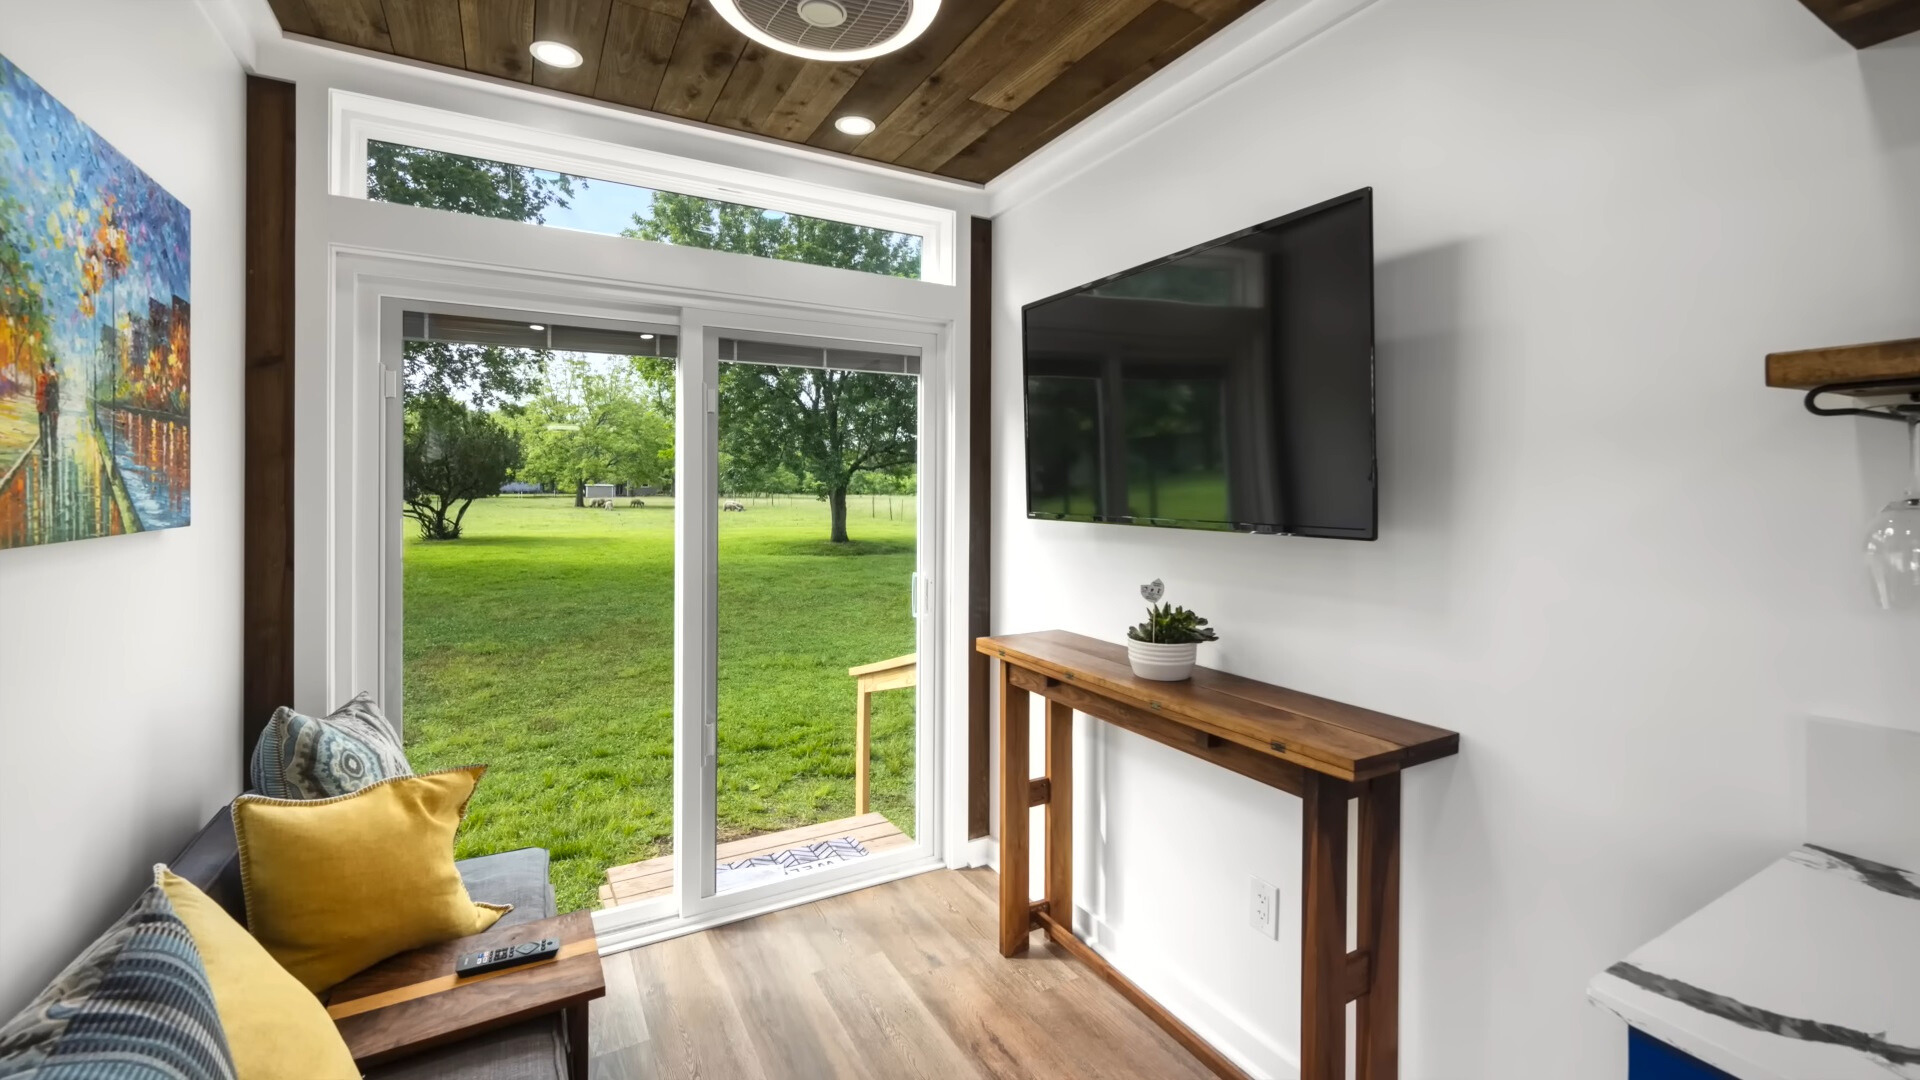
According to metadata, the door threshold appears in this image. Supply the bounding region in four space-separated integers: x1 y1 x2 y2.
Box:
591 852 946 955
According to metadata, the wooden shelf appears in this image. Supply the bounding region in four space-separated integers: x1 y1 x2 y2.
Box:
1796 0 1920 49
1766 337 1920 396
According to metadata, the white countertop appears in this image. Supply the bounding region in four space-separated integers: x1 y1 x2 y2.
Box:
1588 845 1920 1080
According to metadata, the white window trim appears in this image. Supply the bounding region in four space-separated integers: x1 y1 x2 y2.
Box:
329 89 959 286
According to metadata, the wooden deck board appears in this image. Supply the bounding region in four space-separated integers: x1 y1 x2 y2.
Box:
600 813 913 907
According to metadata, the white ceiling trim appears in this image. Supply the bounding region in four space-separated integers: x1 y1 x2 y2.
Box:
981 0 1381 215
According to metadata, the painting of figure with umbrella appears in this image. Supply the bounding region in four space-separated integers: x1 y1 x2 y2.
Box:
0 52 190 550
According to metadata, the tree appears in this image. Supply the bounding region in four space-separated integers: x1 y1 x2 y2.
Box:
721 366 915 543
624 193 920 541
403 399 521 540
513 357 673 497
366 141 576 224
624 192 920 279
403 340 548 409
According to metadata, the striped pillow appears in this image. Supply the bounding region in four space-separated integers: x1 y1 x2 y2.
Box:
250 692 412 800
0 871 236 1080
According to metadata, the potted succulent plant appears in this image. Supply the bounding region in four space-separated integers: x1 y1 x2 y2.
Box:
1125 579 1219 681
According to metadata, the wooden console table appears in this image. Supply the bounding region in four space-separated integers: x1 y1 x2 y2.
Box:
977 630 1459 1080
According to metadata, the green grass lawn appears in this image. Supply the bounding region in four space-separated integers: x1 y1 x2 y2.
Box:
402 493 918 913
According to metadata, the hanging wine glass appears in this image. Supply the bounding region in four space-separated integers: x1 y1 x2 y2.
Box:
1865 415 1920 610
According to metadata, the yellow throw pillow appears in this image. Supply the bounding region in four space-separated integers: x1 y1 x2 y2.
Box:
155 865 360 1079
233 765 509 993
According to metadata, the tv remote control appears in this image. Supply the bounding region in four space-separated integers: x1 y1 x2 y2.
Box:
454 937 561 977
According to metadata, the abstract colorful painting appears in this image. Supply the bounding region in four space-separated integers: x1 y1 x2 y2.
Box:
0 53 190 550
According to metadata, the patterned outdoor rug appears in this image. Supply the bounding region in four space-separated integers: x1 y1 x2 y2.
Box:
714 836 871 892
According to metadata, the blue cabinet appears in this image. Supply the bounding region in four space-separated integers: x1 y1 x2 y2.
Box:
1628 1029 1738 1080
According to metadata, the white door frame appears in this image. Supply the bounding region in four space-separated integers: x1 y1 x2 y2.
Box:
317 246 962 952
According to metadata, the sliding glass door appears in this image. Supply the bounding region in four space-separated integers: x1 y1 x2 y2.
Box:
393 306 681 918
711 336 923 896
387 300 941 940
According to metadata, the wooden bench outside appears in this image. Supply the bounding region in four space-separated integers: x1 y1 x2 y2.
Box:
848 653 916 814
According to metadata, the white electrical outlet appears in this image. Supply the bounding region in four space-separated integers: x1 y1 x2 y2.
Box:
1249 877 1279 939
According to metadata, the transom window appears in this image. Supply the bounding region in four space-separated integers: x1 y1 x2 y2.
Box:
366 140 925 280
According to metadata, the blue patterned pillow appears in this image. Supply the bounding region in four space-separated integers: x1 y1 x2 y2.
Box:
0 874 236 1080
250 691 412 800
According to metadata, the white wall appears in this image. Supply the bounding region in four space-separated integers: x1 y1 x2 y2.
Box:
0 1 245 1013
990 0 1920 1076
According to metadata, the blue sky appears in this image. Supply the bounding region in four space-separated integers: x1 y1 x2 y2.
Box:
538 171 655 238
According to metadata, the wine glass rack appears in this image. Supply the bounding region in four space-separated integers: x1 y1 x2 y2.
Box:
1766 336 1920 424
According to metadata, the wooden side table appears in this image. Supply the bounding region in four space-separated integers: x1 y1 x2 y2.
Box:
978 631 1460 1080
325 910 605 1079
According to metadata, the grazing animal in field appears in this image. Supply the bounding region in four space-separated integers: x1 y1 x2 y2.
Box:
629 498 645 507
723 500 746 512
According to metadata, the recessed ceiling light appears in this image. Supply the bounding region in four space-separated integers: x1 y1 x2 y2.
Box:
529 40 583 69
640 333 655 340
708 0 940 62
528 323 546 331
834 115 876 137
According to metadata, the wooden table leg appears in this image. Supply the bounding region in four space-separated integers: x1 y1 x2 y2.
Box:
566 1002 589 1080
1300 772 1350 1080
1357 772 1401 1080
998 661 1031 957
855 684 872 815
1044 698 1073 941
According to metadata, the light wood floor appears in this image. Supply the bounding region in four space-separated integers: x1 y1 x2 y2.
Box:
588 867 1217 1080
599 813 914 907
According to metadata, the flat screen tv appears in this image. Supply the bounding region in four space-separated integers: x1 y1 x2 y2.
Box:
1022 188 1376 539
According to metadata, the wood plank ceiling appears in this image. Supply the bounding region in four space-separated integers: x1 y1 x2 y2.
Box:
267 0 1266 182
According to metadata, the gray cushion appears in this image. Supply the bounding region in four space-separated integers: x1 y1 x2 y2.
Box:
456 848 557 931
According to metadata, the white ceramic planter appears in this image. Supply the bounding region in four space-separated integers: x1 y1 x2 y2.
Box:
1126 640 1199 681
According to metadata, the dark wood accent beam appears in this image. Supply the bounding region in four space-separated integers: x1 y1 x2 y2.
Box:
1796 0 1920 48
1027 776 1051 807
243 76 298 780
967 216 992 840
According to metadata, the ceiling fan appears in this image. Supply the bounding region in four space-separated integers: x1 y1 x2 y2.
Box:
708 0 942 62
